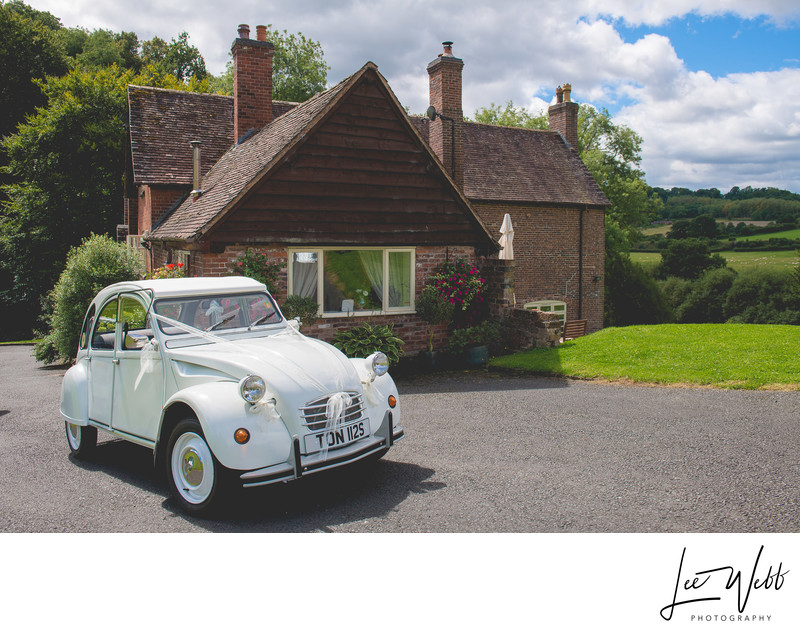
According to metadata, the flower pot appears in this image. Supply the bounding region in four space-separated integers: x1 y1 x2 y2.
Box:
464 345 489 367
420 350 439 368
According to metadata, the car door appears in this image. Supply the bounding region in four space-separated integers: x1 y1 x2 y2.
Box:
111 292 163 443
87 297 118 426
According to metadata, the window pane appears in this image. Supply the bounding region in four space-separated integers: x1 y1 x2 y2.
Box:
92 300 117 349
388 251 412 309
291 252 318 300
323 250 383 313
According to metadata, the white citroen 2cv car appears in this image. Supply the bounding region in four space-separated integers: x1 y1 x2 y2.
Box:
60 277 403 515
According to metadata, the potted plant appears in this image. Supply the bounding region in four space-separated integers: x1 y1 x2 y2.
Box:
415 286 454 366
448 321 502 367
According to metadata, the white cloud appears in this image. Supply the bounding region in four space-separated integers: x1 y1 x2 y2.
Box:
618 68 800 191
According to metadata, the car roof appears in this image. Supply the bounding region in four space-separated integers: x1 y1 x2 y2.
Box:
95 276 268 303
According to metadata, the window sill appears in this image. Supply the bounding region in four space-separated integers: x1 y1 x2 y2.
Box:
320 309 416 319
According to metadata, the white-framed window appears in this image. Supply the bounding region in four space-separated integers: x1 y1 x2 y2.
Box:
288 248 415 316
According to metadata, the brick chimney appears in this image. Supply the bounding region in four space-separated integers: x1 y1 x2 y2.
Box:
548 83 579 149
232 23 274 142
427 41 464 188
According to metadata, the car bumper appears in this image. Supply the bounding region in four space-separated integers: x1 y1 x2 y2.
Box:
238 410 403 488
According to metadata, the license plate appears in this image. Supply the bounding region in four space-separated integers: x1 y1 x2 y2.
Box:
304 420 367 454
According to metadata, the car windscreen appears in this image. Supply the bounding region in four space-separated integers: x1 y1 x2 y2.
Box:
153 292 282 336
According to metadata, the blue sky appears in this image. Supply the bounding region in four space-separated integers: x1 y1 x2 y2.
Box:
24 1 800 193
617 14 799 77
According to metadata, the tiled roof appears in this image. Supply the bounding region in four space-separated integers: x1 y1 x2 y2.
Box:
411 117 608 207
150 71 357 240
127 85 297 185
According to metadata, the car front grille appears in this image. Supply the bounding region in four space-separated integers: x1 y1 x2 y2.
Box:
300 392 365 432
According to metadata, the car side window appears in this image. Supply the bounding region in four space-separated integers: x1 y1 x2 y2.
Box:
91 299 118 350
119 295 152 351
79 304 96 350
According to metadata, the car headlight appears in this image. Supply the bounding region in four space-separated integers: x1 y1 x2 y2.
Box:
239 375 266 404
368 352 390 379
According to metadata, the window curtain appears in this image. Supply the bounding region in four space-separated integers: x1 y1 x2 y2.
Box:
388 251 411 308
358 251 383 307
292 252 318 299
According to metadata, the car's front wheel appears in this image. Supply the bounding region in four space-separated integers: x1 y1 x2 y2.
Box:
166 418 229 516
65 421 97 459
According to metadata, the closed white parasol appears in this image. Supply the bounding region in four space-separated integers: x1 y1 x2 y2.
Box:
498 213 514 260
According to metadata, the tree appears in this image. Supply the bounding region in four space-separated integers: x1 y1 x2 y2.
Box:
0 2 69 147
657 238 727 280
0 61 212 340
210 25 328 101
141 32 206 83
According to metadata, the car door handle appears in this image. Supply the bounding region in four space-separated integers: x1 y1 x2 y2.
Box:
112 358 120 365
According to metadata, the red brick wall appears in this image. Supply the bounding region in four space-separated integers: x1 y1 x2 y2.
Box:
137 184 188 235
473 202 605 332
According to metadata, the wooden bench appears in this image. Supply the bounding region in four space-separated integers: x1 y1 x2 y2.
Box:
562 319 587 341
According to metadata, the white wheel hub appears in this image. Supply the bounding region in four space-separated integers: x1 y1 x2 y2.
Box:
171 431 214 504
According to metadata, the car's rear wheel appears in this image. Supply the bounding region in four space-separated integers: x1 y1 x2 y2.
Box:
166 418 228 516
65 421 97 459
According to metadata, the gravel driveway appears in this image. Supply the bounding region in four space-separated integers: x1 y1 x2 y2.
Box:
1 344 799 532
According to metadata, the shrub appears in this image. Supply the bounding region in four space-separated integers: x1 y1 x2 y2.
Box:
231 249 284 293
34 234 142 364
672 267 737 323
415 286 454 351
724 268 800 324
657 238 727 280
331 322 405 365
448 321 502 355
280 294 320 329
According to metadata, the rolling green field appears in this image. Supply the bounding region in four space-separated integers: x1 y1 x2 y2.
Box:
631 250 799 270
490 324 800 390
733 227 800 242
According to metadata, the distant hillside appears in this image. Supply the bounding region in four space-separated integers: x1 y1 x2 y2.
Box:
650 186 800 223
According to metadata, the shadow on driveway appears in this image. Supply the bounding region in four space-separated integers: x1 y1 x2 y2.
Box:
71 437 440 532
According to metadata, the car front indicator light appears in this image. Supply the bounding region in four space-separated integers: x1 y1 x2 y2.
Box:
388 395 397 408
234 428 250 444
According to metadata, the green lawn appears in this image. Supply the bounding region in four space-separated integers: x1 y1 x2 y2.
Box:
490 324 800 390
631 250 799 271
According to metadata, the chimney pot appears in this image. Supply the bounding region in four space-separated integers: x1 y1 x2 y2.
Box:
562 83 572 102
442 41 454 56
238 24 250 39
256 25 267 41
556 85 564 104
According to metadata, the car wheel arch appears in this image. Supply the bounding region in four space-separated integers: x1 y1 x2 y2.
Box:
154 401 199 472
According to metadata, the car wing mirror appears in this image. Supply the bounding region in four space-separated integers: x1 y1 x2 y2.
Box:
288 318 301 331
124 331 156 350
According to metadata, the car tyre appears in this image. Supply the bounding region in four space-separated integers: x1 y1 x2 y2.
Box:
166 418 230 516
65 421 97 459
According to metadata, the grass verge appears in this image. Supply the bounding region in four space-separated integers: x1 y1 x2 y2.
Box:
490 324 800 390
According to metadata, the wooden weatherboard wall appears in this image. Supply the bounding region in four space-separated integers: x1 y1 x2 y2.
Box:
207 72 485 248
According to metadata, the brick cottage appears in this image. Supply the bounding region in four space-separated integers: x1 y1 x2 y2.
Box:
123 24 608 352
